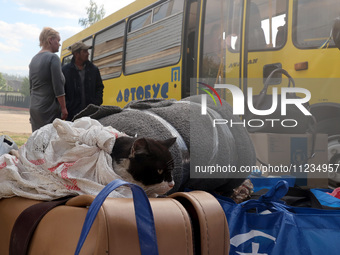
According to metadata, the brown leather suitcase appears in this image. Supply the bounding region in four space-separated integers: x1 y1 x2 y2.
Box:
0 186 229 255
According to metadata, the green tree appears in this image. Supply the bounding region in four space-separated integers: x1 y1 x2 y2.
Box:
0 73 7 91
78 0 105 28
20 77 30 97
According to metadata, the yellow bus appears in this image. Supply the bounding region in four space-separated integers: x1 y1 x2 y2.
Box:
61 0 340 161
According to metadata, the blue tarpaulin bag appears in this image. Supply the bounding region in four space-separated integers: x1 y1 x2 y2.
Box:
311 188 340 208
217 180 340 255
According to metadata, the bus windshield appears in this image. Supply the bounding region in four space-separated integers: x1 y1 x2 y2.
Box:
293 0 339 49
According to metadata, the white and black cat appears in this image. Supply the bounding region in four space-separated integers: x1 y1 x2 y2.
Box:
111 136 176 197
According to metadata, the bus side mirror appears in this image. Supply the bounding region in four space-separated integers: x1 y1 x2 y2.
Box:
332 17 340 50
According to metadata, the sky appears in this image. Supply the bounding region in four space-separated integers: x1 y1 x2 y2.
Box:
0 0 135 77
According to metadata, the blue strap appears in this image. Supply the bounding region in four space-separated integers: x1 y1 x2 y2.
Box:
75 179 159 255
259 180 289 202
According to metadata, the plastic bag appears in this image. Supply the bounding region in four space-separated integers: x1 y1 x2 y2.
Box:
0 135 18 156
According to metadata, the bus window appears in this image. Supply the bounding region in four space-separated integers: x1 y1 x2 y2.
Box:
125 0 184 75
259 0 287 48
245 2 267 50
62 55 72 66
93 22 125 80
229 0 287 51
83 37 93 60
153 0 183 22
226 0 243 51
201 0 229 79
293 0 339 49
129 11 152 32
246 0 287 49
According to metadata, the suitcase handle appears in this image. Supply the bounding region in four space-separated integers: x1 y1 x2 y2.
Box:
75 179 159 255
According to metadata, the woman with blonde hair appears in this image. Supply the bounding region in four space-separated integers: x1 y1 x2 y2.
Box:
29 27 68 132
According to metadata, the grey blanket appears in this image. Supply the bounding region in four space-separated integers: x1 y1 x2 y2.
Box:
75 95 256 196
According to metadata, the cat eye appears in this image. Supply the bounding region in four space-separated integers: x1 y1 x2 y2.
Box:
157 169 163 175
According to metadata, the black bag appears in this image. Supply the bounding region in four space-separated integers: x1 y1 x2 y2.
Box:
245 68 314 134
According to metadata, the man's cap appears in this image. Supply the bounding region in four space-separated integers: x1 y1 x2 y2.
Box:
69 42 92 53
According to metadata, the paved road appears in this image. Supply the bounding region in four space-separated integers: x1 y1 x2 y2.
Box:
0 109 31 134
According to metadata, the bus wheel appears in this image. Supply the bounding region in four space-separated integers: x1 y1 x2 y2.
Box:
328 135 340 164
315 117 340 160
315 117 340 136
328 135 340 188
315 117 340 161
315 117 340 187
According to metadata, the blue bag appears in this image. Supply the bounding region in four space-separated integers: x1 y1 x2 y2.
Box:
217 181 340 255
75 179 159 255
311 188 340 208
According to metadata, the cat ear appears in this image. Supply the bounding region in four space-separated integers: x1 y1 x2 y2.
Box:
130 138 149 158
161 137 176 148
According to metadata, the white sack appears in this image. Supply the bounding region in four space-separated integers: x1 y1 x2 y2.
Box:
0 117 131 200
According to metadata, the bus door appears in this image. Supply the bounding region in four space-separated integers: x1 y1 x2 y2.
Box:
182 0 199 98
242 0 340 122
228 0 340 165
240 0 340 113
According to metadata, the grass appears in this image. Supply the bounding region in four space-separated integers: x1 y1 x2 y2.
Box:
1 132 31 148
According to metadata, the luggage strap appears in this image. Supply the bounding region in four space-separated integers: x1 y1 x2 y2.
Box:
9 196 73 255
